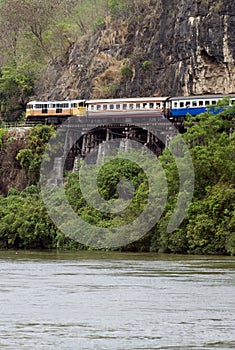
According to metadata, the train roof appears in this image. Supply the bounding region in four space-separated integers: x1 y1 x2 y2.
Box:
169 94 235 101
86 97 169 104
27 99 85 105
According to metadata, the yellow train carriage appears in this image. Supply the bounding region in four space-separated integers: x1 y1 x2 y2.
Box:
26 100 86 124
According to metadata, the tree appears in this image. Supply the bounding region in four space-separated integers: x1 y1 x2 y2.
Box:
0 0 62 60
0 62 37 120
151 104 235 255
16 125 55 184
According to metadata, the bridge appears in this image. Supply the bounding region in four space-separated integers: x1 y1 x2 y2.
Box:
49 112 178 184
1 111 179 184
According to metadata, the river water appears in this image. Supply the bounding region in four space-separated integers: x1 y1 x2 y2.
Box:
0 251 234 350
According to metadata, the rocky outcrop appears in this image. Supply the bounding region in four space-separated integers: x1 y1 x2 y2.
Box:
35 0 235 100
0 128 29 196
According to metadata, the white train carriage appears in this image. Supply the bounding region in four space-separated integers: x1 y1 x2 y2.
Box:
86 97 169 113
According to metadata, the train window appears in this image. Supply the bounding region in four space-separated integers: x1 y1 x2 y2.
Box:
186 101 190 107
149 103 154 108
205 100 210 105
211 100 217 105
180 102 184 108
103 104 107 110
97 105 101 110
123 104 127 110
199 101 204 106
156 103 161 108
71 103 77 108
174 102 178 108
192 101 197 106
136 103 140 109
143 103 147 108
90 105 95 110
116 104 120 110
110 104 114 110
129 104 134 109
35 104 43 109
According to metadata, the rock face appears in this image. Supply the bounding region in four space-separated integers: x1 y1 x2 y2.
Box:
35 0 235 100
0 129 29 196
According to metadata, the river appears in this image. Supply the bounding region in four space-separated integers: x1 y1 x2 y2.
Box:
0 251 234 349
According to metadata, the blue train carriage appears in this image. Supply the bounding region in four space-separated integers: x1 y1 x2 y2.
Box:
25 99 86 124
169 95 235 120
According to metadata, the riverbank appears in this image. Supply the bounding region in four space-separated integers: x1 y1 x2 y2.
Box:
1 249 235 261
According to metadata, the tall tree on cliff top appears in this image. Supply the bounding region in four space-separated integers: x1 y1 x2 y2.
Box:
0 0 64 119
0 0 63 63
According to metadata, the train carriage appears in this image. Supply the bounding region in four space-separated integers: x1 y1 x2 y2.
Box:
26 99 86 124
169 95 235 119
86 97 169 113
25 94 235 126
26 97 169 124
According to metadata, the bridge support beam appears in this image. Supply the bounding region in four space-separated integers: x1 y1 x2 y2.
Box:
52 119 176 181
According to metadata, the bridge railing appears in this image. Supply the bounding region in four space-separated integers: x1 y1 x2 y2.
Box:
0 121 37 129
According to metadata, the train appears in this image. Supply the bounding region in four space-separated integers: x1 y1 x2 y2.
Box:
25 94 235 125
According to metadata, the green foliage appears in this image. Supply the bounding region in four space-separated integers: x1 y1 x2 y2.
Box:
0 0 109 63
0 128 7 147
0 62 37 120
214 0 223 11
0 187 85 250
108 0 129 18
0 0 110 117
186 184 235 254
0 63 35 97
1 98 235 254
65 157 150 231
103 84 118 97
16 149 34 168
16 125 55 185
62 0 108 35
120 64 132 80
141 60 152 70
151 104 235 255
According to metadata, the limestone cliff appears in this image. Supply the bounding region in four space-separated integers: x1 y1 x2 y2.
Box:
35 0 235 100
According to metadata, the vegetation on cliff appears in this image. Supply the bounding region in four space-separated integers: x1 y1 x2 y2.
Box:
0 0 151 118
0 105 235 254
0 0 110 119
